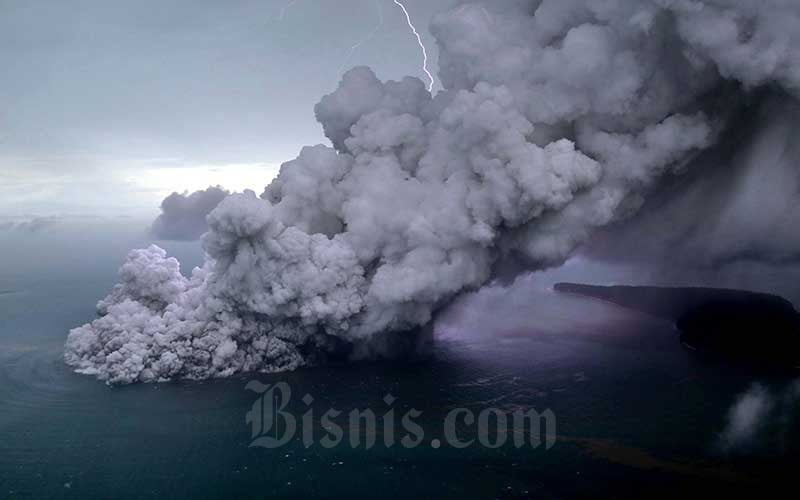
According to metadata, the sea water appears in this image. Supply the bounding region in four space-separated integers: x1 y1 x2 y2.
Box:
0 219 794 498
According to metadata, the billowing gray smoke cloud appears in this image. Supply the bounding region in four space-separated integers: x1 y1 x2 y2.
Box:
66 0 800 384
150 186 230 240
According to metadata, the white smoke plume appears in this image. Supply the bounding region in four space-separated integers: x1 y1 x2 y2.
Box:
67 0 800 383
718 384 775 452
150 186 230 241
718 381 800 454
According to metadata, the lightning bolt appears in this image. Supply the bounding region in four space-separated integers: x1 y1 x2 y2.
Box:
273 0 436 92
274 0 300 21
338 0 385 74
392 0 435 92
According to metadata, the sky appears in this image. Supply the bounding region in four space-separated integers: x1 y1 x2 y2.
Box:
0 0 456 217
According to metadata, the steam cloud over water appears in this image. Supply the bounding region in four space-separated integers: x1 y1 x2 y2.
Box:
66 0 800 384
719 382 800 454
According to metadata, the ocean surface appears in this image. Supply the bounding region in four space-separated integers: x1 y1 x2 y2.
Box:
0 219 796 499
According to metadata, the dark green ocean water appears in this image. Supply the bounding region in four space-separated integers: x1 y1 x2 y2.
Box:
0 220 796 499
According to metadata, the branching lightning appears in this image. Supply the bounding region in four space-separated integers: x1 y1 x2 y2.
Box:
275 0 300 21
338 0 385 74
271 0 435 92
392 0 435 92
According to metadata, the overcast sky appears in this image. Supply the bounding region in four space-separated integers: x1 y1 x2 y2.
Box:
0 0 456 217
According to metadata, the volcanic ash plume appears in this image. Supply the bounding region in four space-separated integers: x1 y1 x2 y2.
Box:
583 90 800 301
66 0 800 383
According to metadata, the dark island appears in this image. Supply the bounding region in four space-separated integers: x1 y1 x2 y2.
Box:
554 283 800 369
